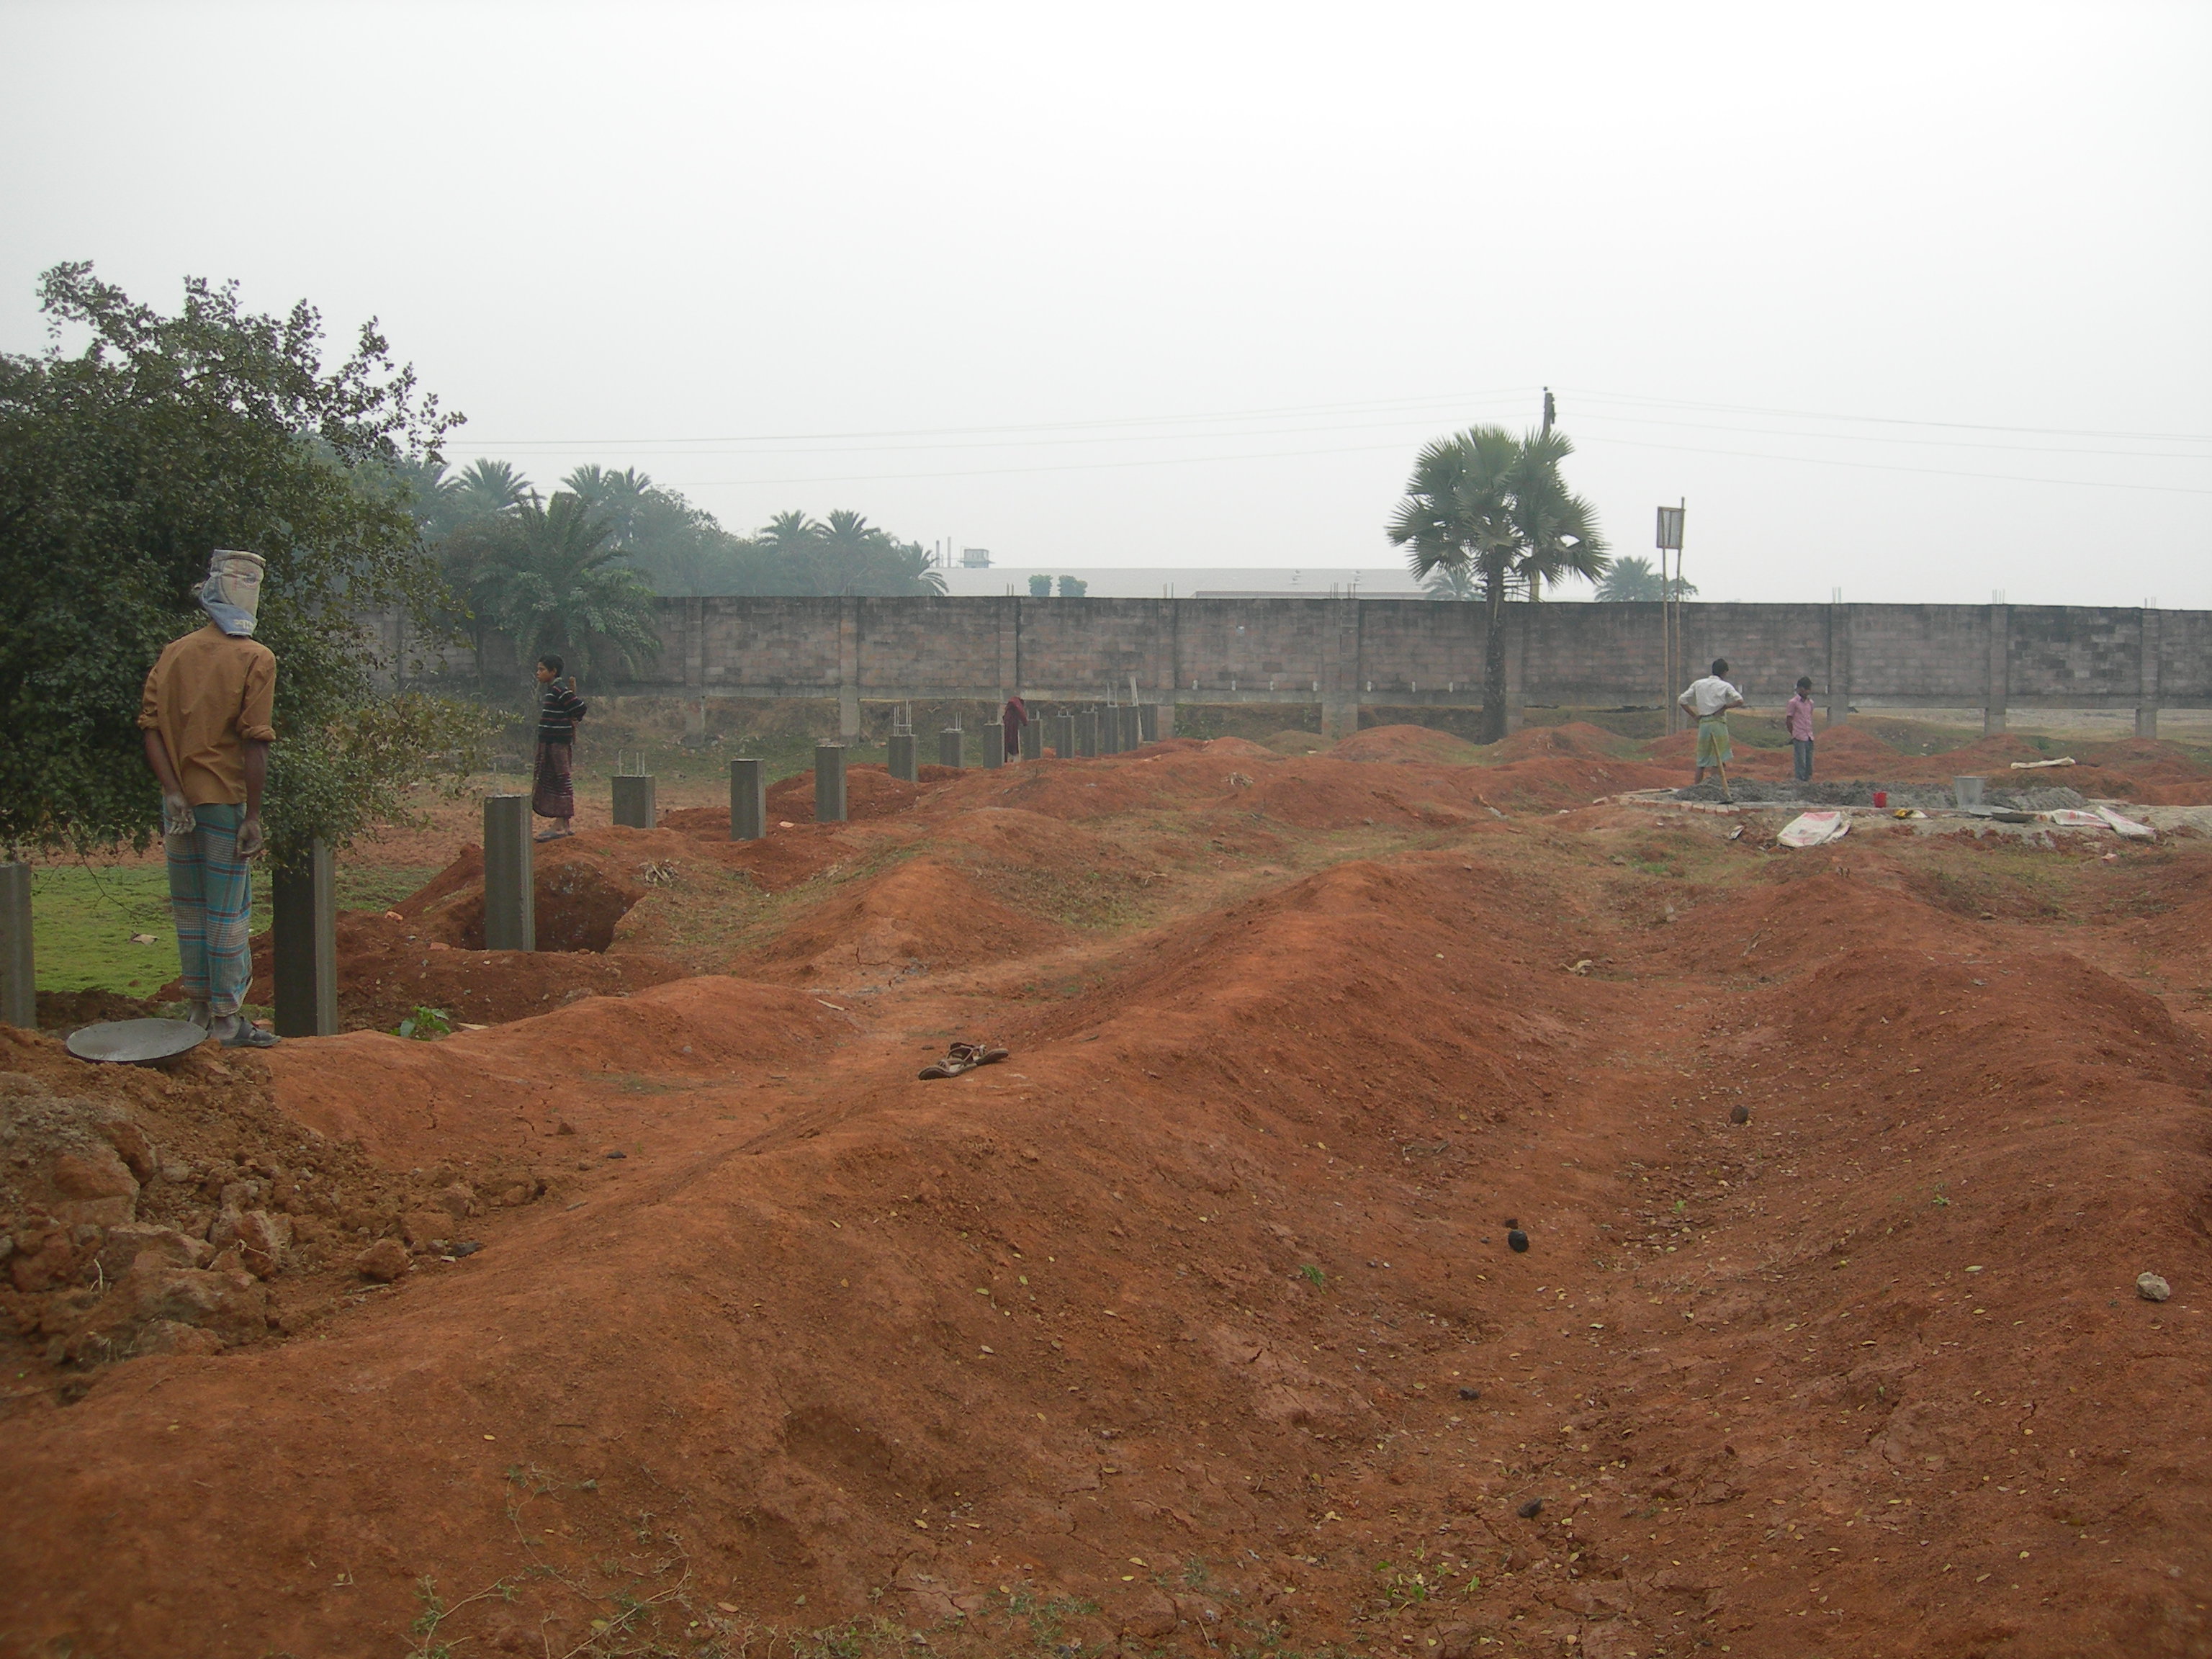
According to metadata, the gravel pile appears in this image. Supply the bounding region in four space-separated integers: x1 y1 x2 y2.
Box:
1669 780 2091 810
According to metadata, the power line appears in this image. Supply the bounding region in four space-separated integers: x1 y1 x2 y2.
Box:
1562 387 2212 446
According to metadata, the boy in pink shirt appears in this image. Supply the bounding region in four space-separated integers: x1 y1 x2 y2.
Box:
1785 676 1817 782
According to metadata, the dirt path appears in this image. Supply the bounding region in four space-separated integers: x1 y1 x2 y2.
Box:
3 732 2209 1658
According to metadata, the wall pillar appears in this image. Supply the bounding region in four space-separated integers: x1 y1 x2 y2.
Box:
0 863 34 1029
938 729 964 769
837 596 862 739
271 840 338 1038
1501 607 1527 736
1320 595 1362 742
1053 711 1076 759
482 796 535 953
729 758 766 840
1154 704 1176 740
1825 602 1852 729
981 724 1004 768
814 743 848 822
1984 602 2010 736
1020 716 1042 760
1077 709 1099 757
2138 608 2161 738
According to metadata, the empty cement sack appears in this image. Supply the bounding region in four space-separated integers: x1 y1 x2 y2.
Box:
1776 810 1851 848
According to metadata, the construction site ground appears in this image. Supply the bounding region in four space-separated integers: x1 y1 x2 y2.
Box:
4 719 2211 1659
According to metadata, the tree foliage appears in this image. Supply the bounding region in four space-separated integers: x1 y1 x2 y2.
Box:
1593 554 1696 603
1385 425 1609 740
0 263 487 860
443 493 662 680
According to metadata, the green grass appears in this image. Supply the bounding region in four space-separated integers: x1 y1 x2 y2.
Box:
27 861 434 994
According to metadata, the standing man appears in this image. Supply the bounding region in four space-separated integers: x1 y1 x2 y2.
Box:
1784 675 1818 783
999 693 1030 764
531 653 588 841
139 549 279 1049
1677 656 1746 801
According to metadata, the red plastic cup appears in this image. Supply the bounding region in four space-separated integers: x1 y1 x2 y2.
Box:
1873 790 1889 808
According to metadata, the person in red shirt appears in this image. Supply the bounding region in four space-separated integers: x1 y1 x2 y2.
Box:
1784 676 1817 783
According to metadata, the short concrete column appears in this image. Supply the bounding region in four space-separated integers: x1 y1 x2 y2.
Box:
1153 703 1176 739
1138 705 1158 742
729 758 766 840
0 863 33 1029
271 839 338 1038
1053 712 1075 759
1020 717 1042 760
1121 706 1142 749
2136 707 2159 739
1101 706 1124 755
814 743 848 822
1077 709 1099 757
938 729 964 769
482 795 535 953
888 732 918 783
981 724 1004 768
611 773 657 828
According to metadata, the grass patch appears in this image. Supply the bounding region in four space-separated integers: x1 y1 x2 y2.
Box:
27 861 436 994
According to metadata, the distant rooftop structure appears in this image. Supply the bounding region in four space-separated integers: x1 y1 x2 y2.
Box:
932 565 1429 599
959 547 992 568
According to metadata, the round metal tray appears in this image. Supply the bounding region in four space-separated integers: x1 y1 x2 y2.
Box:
65 1017 208 1064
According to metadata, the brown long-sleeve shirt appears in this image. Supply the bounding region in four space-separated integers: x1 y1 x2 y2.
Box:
138 623 277 806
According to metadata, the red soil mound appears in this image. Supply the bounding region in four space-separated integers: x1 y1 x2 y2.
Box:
768 764 931 824
741 856 1070 984
1332 723 1484 764
1483 720 1638 763
398 827 706 951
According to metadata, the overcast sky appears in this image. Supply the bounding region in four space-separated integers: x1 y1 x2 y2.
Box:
5 1 2207 606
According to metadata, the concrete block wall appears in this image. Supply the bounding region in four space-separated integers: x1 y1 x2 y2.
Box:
380 597 2209 729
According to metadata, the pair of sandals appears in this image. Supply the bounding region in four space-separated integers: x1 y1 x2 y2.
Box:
918 1041 1010 1080
534 828 575 843
189 1004 279 1048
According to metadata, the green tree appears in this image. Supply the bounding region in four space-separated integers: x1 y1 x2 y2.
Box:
450 457 535 521
1593 554 1696 603
1028 573 1053 597
1421 563 1479 601
457 493 663 682
0 263 484 860
1385 425 1609 741
1056 575 1088 598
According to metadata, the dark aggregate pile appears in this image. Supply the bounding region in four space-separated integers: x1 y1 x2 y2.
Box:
1670 779 2090 810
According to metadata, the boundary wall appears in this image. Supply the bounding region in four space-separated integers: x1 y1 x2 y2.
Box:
385 598 2209 741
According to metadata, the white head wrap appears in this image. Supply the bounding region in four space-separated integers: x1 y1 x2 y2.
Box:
199 549 266 637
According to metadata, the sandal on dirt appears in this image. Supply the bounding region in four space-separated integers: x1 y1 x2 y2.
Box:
222 1023 280 1050
918 1041 1010 1080
534 829 572 842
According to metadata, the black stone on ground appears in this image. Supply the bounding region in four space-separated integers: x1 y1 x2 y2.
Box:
1508 1229 1530 1253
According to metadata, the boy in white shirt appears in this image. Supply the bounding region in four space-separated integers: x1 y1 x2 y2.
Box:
1677 657 1746 799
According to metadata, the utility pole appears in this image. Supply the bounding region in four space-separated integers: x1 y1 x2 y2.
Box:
1656 500 1686 732
1541 387 1555 439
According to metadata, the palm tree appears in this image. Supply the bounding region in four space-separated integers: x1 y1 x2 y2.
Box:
1386 425 1609 741
472 493 662 682
564 464 654 551
817 508 878 595
1594 554 1697 603
1421 563 1480 601
450 458 536 522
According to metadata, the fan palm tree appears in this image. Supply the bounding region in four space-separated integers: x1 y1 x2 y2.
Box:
472 493 662 681
1421 563 1480 601
1386 425 1609 741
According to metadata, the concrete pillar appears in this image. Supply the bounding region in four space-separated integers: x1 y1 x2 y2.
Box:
938 729 964 769
1154 703 1176 740
482 795 535 953
1138 705 1158 742
1053 711 1076 759
1984 602 2010 736
1098 707 1120 755
1078 709 1099 757
1020 717 1042 761
1825 601 1852 730
271 839 338 1038
837 597 862 739
981 724 1004 769
611 773 657 828
888 732 918 783
2138 608 2161 739
1321 594 1362 742
729 758 766 840
814 743 848 822
0 863 33 1029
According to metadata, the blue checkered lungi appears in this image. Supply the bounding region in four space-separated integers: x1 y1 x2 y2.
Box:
167 804 253 1017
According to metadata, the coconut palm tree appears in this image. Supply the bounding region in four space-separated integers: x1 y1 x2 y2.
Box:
471 493 662 682
1386 425 1609 741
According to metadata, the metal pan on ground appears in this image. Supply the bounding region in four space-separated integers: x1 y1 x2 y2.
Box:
66 1018 207 1065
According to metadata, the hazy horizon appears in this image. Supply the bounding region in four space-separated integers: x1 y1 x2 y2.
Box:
4 1 2206 606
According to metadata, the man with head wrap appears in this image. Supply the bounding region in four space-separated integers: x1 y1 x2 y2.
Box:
138 550 280 1048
